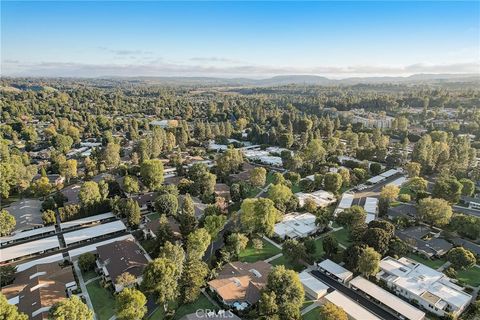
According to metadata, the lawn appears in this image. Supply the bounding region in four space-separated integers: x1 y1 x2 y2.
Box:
331 228 352 247
239 239 282 263
291 183 301 193
312 238 325 260
140 238 157 256
399 186 414 197
302 307 320 320
86 279 115 320
146 212 160 220
457 266 480 287
81 269 98 282
406 253 446 270
148 295 217 320
265 171 276 185
270 255 306 272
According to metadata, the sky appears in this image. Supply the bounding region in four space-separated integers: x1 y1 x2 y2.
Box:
1 1 479 78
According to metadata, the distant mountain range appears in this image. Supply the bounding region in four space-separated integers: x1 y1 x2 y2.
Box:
112 73 480 86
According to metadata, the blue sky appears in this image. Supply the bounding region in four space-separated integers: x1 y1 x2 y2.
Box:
1 1 479 78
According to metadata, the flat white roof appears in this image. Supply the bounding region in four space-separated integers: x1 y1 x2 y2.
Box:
1 226 56 245
366 213 376 223
350 276 425 320
364 197 378 214
380 169 400 178
60 212 115 230
63 220 126 246
15 253 64 272
68 234 135 259
338 192 354 209
274 213 317 238
317 259 353 281
296 190 336 207
367 175 385 184
387 176 407 187
325 291 381 320
0 236 60 262
299 271 329 294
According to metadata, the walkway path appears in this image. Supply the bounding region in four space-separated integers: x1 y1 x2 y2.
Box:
84 275 101 285
262 236 282 249
437 261 451 272
301 301 321 315
73 261 97 320
264 253 283 263
201 289 221 308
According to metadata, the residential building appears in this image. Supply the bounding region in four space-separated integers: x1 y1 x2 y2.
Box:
208 261 272 309
396 226 452 258
274 212 318 239
1 262 77 320
296 190 336 208
317 259 353 283
377 256 472 317
299 271 328 299
324 291 381 320
96 239 149 292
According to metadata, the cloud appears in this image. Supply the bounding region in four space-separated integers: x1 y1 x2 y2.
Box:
97 47 153 56
189 57 243 64
2 59 479 78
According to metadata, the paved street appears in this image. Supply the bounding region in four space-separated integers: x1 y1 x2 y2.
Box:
310 270 399 320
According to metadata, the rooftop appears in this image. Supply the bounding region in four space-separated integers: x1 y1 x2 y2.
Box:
317 259 353 281
325 290 381 320
63 220 126 246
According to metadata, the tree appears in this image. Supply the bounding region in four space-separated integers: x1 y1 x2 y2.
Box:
343 244 366 273
140 159 164 191
370 163 382 176
368 220 395 238
263 266 304 320
459 178 475 197
50 295 93 320
154 215 175 251
318 302 348 320
252 238 264 252
418 197 453 227
240 198 279 236
42 209 57 225
250 167 267 188
405 162 421 177
216 148 243 178
121 198 141 227
358 246 381 277
103 142 121 169
361 228 391 255
0 265 16 286
283 239 307 265
447 247 476 270
59 159 77 182
258 291 279 319
116 272 137 289
1 292 27 319
204 214 227 240
123 175 140 194
226 232 249 257
115 288 147 320
154 193 178 216
268 183 294 212
303 139 326 163
53 134 73 153
405 176 428 195
179 258 209 303
323 234 339 258
186 228 211 260
142 258 180 308
380 185 399 202
32 176 52 197
78 252 96 271
449 214 480 240
0 209 16 236
178 194 197 237
323 172 343 194
336 206 366 230
432 176 463 204
79 181 101 207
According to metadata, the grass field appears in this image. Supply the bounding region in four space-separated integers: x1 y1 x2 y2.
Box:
86 279 115 320
270 254 306 272
457 266 480 287
406 253 446 270
148 295 217 320
331 228 352 247
81 269 98 282
146 212 160 220
239 239 282 263
302 307 320 320
312 238 325 260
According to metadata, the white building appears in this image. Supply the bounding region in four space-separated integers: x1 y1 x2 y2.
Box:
377 256 472 317
296 190 336 208
0 236 60 262
63 220 126 246
317 259 353 283
350 276 425 320
364 197 378 223
299 271 329 299
274 213 318 239
325 291 381 320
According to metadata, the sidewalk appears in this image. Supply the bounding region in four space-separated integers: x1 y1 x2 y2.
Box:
262 236 282 249
73 261 97 320
301 301 321 315
264 253 283 263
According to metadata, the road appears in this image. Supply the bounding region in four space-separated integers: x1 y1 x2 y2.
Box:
352 172 405 207
452 205 480 218
310 270 400 320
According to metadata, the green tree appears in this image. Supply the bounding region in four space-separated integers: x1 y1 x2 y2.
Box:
226 232 249 257
323 172 343 193
121 198 141 227
179 258 209 303
361 228 391 255
418 197 453 227
50 295 93 320
103 142 121 169
336 205 366 230
142 258 180 308
250 167 267 188
358 246 381 277
53 134 73 153
0 265 16 286
178 194 197 237
123 175 140 194
240 198 279 236
216 148 243 178
343 244 366 273
204 214 227 240
157 241 185 275
405 176 428 195
115 288 147 320
32 176 52 197
154 215 175 251
42 209 57 226
322 234 339 258
380 185 399 202
154 193 178 216
0 292 28 320
78 252 96 271
186 228 211 260
267 183 294 212
432 176 463 204
140 159 164 191
459 178 475 197
447 247 476 270
405 162 421 177
59 159 77 183
0 209 16 236
303 139 326 163
283 239 307 265
318 302 348 320
79 181 101 207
